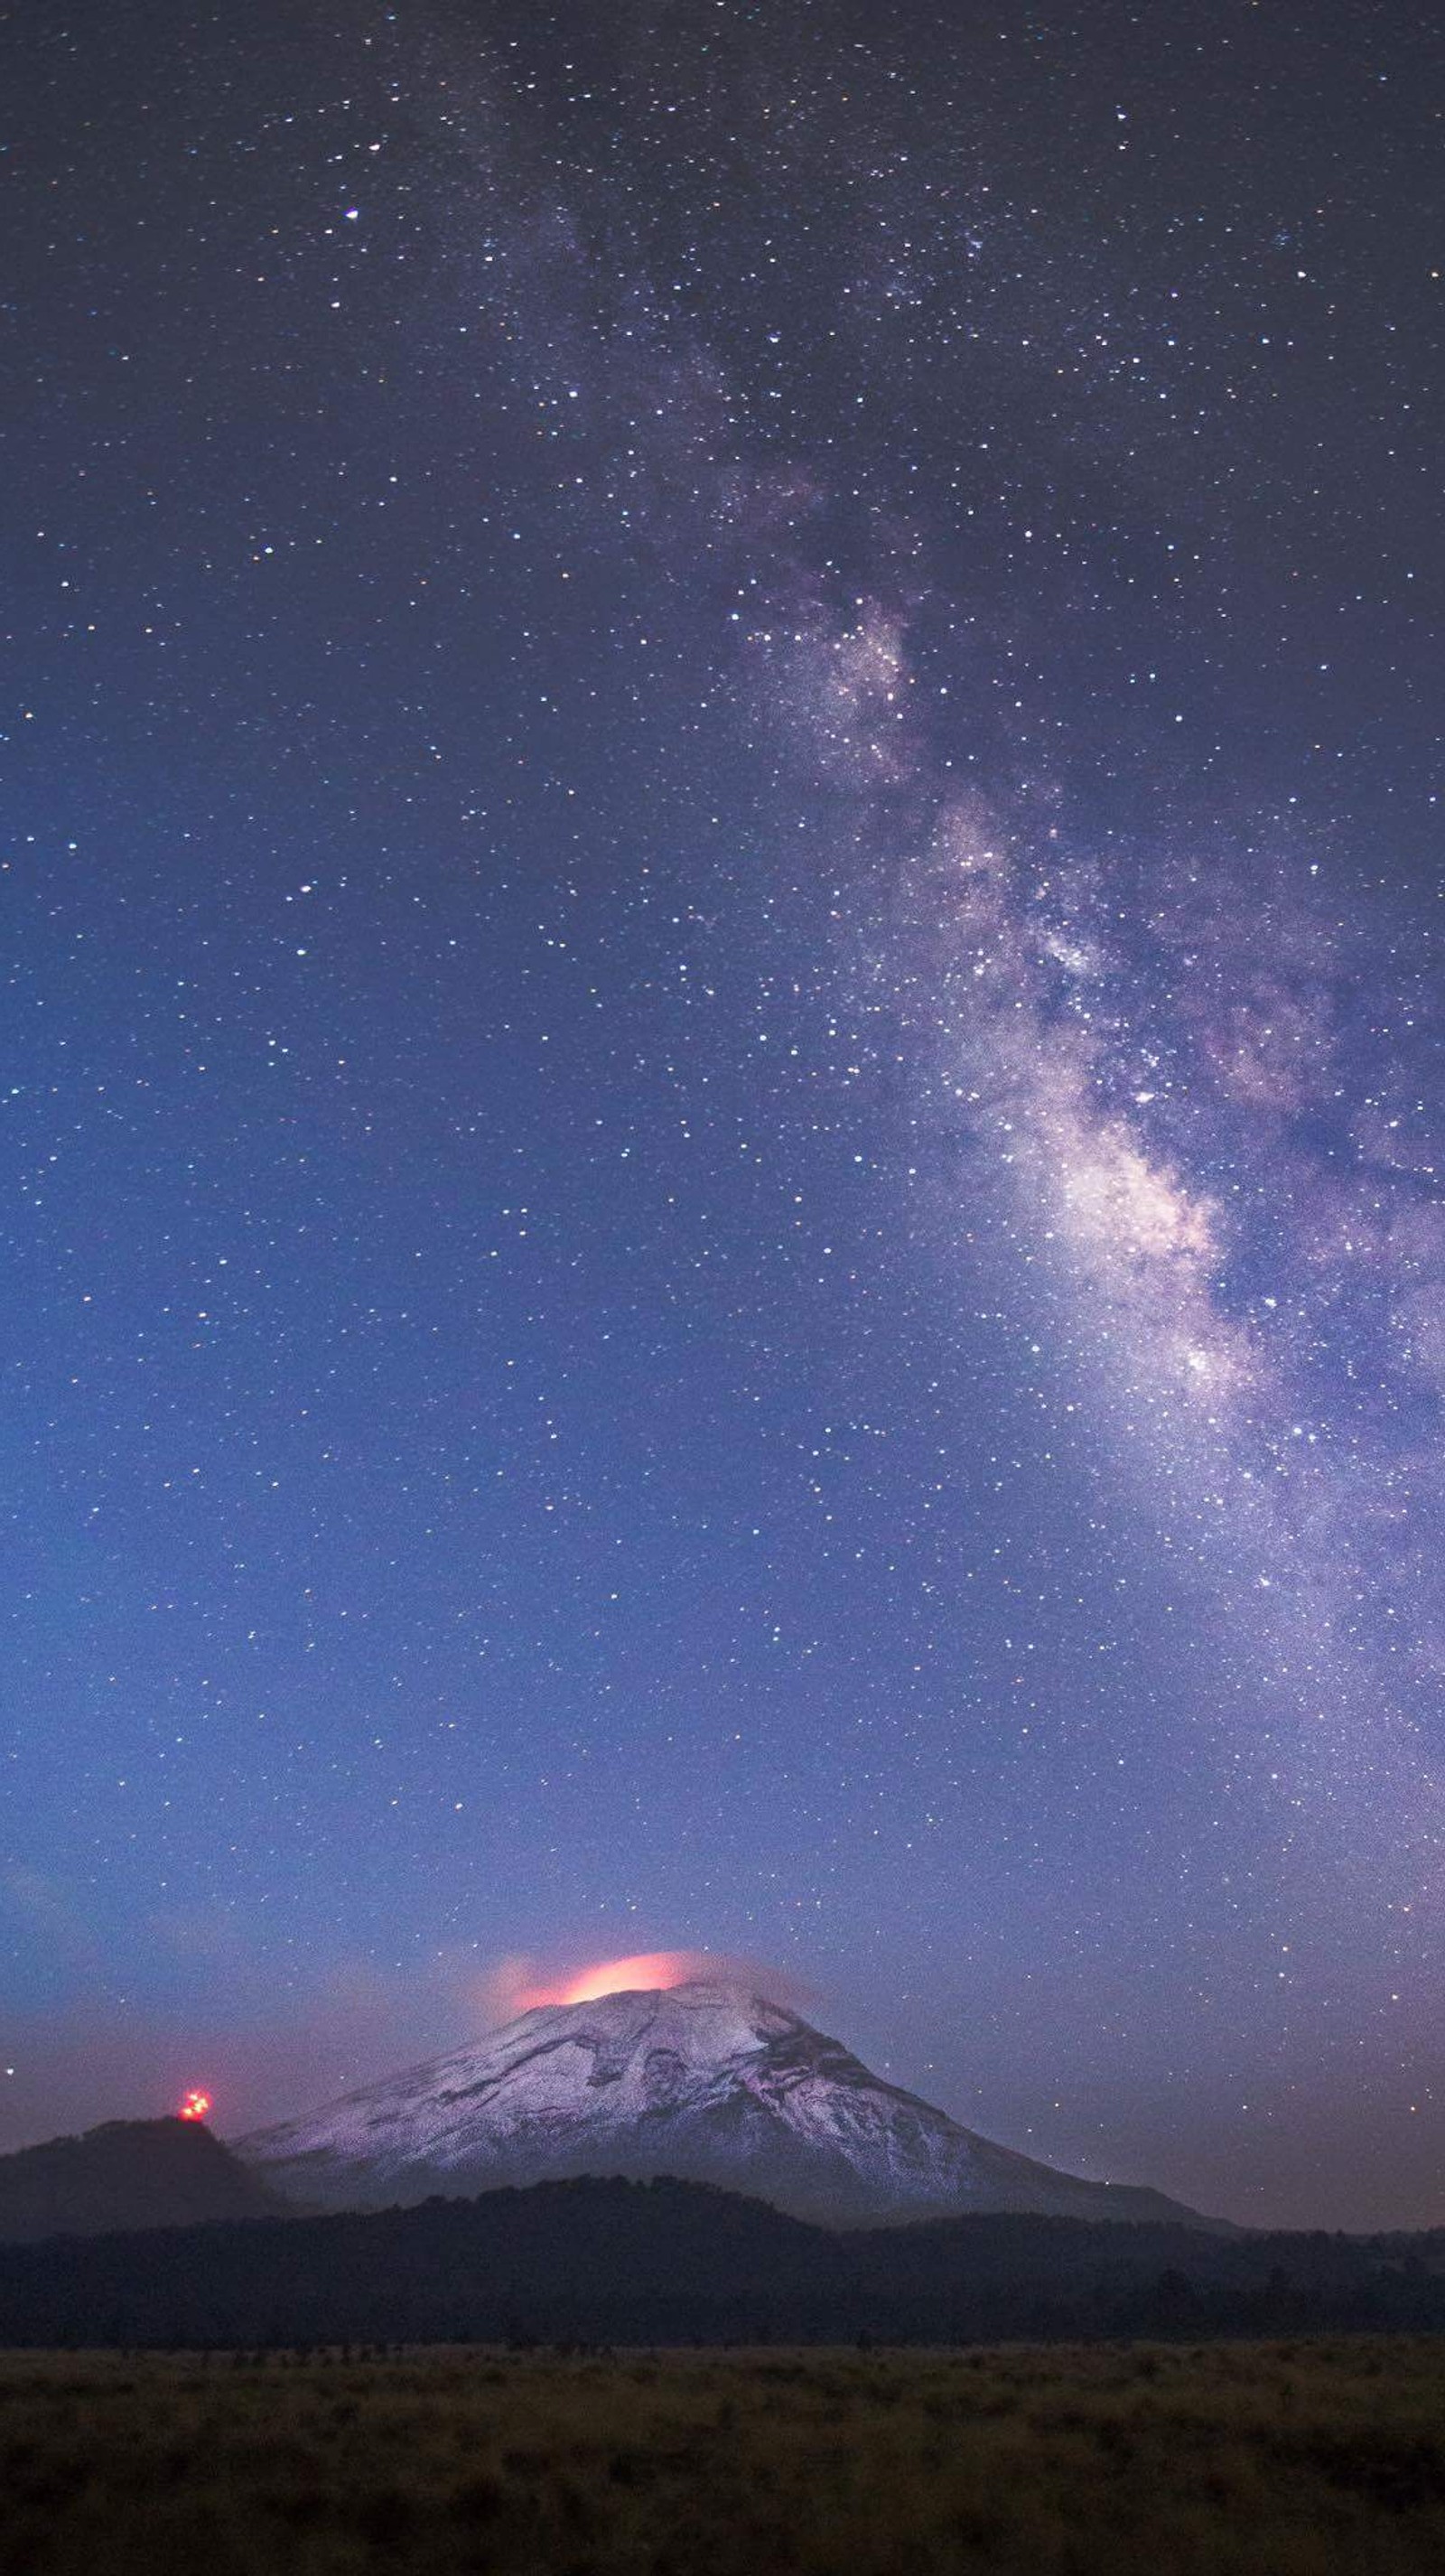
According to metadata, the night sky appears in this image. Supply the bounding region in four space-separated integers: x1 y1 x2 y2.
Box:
3 0 1442 2229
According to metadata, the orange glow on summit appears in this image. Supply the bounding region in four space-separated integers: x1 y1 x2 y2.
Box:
178 2088 212 2122
521 1952 710 2010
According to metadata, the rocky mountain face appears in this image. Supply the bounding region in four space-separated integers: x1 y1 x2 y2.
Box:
0 2117 290 2243
237 1980 1213 2229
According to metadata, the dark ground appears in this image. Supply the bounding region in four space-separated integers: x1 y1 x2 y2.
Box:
5 2338 1445 2575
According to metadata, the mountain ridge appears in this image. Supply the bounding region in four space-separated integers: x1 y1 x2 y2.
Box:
236 1977 1220 2230
0 2175 1440 2348
0 2116 290 2244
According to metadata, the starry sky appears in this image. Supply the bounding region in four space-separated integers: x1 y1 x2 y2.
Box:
3 0 1442 2229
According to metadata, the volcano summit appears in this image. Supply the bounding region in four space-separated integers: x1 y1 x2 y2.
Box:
237 1980 1212 2228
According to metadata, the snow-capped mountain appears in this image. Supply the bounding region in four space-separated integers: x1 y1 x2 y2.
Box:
235 1980 1211 2228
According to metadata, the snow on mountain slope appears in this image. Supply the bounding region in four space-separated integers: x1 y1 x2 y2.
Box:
235 1981 1212 2229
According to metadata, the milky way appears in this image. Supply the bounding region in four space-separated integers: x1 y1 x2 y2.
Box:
3 0 1441 2224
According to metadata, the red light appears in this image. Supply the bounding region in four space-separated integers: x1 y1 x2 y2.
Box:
179 2088 212 2122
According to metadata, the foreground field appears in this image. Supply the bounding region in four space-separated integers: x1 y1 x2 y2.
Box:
4 2338 1445 2574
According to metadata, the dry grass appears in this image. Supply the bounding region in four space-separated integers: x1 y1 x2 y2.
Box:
2 2337 1445 2574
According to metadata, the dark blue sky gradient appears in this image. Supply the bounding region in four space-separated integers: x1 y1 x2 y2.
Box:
2 0 1442 2226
